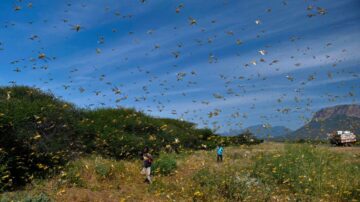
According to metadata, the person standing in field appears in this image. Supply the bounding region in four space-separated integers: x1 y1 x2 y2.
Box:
173 138 180 154
216 145 223 162
141 146 153 184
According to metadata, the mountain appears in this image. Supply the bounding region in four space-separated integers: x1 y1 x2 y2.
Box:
244 125 292 139
220 129 244 137
241 125 292 139
221 125 292 139
313 104 360 121
286 104 360 140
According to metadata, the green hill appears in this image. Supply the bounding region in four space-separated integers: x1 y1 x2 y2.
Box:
0 86 259 191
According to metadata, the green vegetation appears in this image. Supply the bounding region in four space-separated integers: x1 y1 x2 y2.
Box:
152 154 177 176
0 193 51 202
22 193 51 202
58 155 125 190
0 86 261 191
0 86 82 190
193 169 269 201
252 144 360 201
2 86 358 201
0 143 359 201
61 160 86 187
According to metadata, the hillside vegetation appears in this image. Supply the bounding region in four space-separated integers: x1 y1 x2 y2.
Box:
0 143 359 201
0 86 260 191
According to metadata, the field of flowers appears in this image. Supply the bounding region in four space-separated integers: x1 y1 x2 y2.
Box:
1 142 359 202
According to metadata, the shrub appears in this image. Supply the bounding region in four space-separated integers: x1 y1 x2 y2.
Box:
0 152 12 192
152 154 177 176
94 157 114 179
61 161 84 187
0 86 84 190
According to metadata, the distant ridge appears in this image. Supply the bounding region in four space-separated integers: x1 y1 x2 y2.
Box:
286 104 360 140
222 125 292 139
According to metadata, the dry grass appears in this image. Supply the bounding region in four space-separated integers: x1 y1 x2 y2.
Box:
1 143 359 202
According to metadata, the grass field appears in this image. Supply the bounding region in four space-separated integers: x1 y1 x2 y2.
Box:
1 142 359 202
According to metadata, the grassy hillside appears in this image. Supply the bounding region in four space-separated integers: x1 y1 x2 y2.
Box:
0 143 359 201
0 86 260 191
0 86 85 190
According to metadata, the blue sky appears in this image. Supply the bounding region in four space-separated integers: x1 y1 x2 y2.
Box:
0 0 359 133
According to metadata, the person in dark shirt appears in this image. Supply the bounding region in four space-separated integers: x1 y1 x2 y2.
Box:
141 146 153 184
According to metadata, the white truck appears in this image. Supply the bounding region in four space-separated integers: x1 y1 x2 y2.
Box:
328 131 357 146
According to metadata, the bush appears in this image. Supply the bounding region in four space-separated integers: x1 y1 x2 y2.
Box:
0 86 84 190
152 154 177 176
94 157 115 179
61 161 84 187
0 152 12 192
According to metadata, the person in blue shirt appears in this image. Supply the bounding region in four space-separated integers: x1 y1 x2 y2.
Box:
216 145 223 162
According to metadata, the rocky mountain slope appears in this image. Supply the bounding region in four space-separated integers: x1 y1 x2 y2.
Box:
287 104 360 140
